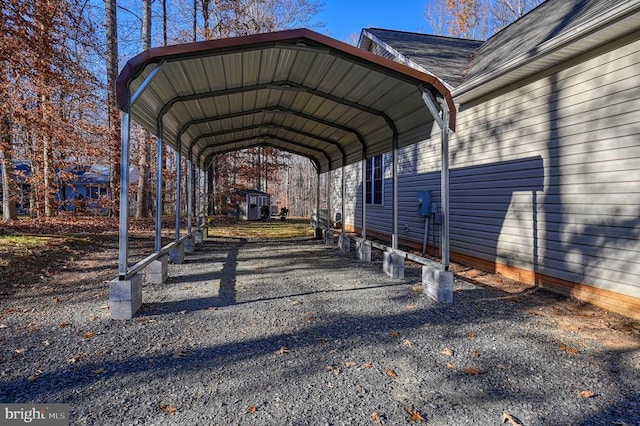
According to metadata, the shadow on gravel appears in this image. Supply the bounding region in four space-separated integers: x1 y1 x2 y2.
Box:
3 239 637 425
140 238 246 315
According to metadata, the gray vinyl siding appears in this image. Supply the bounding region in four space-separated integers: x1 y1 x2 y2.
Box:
340 34 640 300
451 35 640 298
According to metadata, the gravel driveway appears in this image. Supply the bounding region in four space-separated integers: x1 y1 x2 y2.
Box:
1 236 639 425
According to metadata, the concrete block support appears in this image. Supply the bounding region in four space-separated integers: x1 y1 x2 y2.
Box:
383 251 405 279
184 235 196 253
145 254 168 284
201 226 208 240
356 239 371 262
324 229 334 246
339 234 350 253
422 266 454 303
110 274 143 320
169 241 185 264
195 229 203 244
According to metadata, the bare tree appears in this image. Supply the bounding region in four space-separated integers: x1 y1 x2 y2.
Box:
424 0 541 40
135 0 153 218
488 0 543 33
106 0 120 216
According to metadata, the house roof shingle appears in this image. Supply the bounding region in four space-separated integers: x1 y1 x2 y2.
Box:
361 28 483 88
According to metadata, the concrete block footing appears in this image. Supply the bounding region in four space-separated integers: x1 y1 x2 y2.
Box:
184 235 196 253
169 242 185 264
110 274 143 320
195 229 203 244
201 226 208 240
145 254 168 284
383 252 405 279
422 266 454 303
339 234 350 252
324 229 334 246
356 239 372 261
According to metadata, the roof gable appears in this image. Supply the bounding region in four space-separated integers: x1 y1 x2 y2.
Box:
360 28 483 89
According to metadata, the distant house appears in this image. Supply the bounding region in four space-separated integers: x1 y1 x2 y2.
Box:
0 162 137 215
337 0 640 319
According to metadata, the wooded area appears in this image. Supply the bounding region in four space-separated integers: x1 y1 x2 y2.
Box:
0 0 539 222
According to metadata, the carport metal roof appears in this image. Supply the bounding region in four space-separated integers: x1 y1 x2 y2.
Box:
116 28 455 174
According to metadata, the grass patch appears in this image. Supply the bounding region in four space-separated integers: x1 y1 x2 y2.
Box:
207 217 314 240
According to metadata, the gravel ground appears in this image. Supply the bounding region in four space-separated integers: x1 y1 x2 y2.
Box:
1 236 639 425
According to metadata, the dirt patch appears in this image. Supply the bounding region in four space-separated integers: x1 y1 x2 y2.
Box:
451 264 640 351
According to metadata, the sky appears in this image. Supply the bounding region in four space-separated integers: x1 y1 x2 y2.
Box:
317 0 432 43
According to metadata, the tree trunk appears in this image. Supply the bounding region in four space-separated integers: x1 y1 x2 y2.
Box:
106 0 120 216
136 0 152 218
0 114 17 221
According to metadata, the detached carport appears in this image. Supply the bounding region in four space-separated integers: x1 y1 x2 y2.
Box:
112 28 455 319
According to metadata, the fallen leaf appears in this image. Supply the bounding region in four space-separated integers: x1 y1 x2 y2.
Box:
467 332 476 338
275 346 290 355
246 406 257 414
384 368 397 378
158 403 178 413
560 343 579 354
172 349 188 358
370 411 383 425
58 322 69 328
441 348 454 356
363 363 373 369
183 285 192 289
405 304 416 310
344 361 357 368
15 348 26 354
390 330 400 338
402 339 414 348
579 390 595 398
80 331 96 339
446 362 456 370
404 407 425 423
463 367 484 376
497 364 508 369
67 356 79 364
42 340 50 346
0 324 9 329
473 349 481 357
92 367 106 374
28 373 42 383
501 412 524 425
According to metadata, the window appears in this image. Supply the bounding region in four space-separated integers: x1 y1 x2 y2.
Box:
366 154 384 205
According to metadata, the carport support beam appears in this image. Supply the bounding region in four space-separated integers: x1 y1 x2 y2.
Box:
155 133 163 253
421 90 450 271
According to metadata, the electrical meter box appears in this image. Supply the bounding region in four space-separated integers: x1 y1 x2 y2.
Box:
416 191 432 217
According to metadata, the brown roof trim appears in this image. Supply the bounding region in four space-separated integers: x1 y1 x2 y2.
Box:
116 28 456 131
